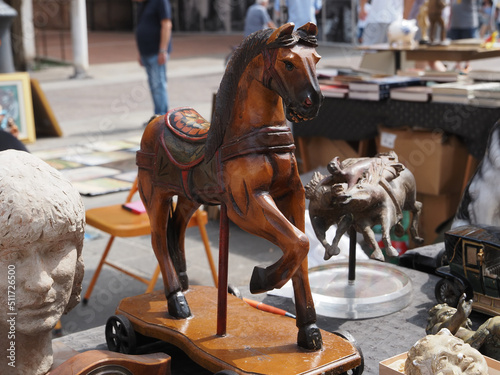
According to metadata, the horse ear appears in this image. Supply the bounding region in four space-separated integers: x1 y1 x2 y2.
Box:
297 22 318 36
267 22 295 44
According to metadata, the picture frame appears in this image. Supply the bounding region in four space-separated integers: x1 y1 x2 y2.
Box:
31 78 62 138
0 72 36 143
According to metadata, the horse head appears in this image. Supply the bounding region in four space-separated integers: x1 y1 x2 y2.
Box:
264 22 323 123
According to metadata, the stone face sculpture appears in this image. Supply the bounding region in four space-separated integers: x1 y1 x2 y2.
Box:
427 294 500 361
0 150 85 375
405 328 488 375
305 152 423 262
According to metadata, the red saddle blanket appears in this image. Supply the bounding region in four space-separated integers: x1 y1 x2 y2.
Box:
161 107 210 169
166 107 210 142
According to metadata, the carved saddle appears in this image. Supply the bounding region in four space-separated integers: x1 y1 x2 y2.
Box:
161 107 210 169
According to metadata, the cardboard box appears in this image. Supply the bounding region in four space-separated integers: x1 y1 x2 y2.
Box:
416 192 461 246
377 127 469 195
296 137 359 172
380 352 500 375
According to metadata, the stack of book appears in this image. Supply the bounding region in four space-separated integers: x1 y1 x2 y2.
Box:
397 69 463 83
319 82 349 98
431 81 500 104
347 76 422 101
471 82 500 107
468 70 500 82
390 86 433 102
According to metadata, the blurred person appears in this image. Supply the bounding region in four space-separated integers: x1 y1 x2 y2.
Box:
134 0 172 116
274 0 322 29
479 0 494 37
357 0 371 43
360 0 405 45
244 0 276 37
448 0 479 71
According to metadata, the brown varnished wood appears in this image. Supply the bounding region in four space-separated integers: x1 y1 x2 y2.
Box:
116 286 361 375
48 349 170 375
137 22 325 350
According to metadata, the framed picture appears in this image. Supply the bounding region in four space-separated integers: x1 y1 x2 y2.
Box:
0 72 36 143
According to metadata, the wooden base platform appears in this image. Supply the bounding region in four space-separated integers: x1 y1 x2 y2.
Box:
112 285 361 375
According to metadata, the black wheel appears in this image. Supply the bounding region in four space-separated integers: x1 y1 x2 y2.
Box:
435 278 461 307
214 371 238 375
228 284 241 298
334 330 364 375
105 315 137 354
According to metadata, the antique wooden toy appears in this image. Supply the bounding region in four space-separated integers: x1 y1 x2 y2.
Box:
305 152 423 262
136 23 323 351
106 286 363 374
427 0 447 44
435 224 500 316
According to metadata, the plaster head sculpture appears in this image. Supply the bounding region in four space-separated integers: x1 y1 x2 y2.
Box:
405 328 488 375
0 150 85 375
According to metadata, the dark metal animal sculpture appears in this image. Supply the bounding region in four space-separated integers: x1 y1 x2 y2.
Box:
305 153 424 261
137 23 323 350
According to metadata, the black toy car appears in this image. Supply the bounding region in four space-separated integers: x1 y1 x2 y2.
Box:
435 224 500 315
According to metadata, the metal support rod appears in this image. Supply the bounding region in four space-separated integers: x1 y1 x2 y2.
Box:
348 226 356 282
217 204 229 336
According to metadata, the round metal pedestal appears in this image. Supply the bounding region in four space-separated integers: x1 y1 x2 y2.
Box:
308 261 413 319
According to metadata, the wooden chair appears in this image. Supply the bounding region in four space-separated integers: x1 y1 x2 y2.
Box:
83 177 217 304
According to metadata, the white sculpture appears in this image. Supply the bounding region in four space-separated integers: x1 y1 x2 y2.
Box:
387 19 419 48
405 328 488 375
0 150 85 375
453 122 500 229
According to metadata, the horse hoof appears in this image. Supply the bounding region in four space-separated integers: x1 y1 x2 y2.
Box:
414 236 424 245
167 291 192 319
370 251 385 262
298 324 323 351
323 245 340 260
386 246 399 258
250 266 269 294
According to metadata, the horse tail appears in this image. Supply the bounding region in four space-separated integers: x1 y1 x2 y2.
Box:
304 171 326 200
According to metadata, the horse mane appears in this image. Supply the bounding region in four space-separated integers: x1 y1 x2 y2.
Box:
205 24 317 161
204 29 273 161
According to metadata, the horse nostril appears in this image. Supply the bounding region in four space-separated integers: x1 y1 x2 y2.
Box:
304 97 312 107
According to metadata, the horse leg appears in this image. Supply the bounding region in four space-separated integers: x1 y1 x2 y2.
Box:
359 222 385 261
277 189 322 351
326 214 353 260
169 196 200 290
226 191 322 350
407 200 424 245
310 215 332 257
142 185 191 319
381 214 399 258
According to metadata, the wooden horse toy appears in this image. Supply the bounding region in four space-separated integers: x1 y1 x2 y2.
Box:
136 23 323 350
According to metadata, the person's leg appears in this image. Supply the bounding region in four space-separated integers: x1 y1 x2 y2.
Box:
141 54 169 115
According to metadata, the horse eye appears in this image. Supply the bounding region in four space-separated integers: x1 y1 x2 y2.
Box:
284 61 294 71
